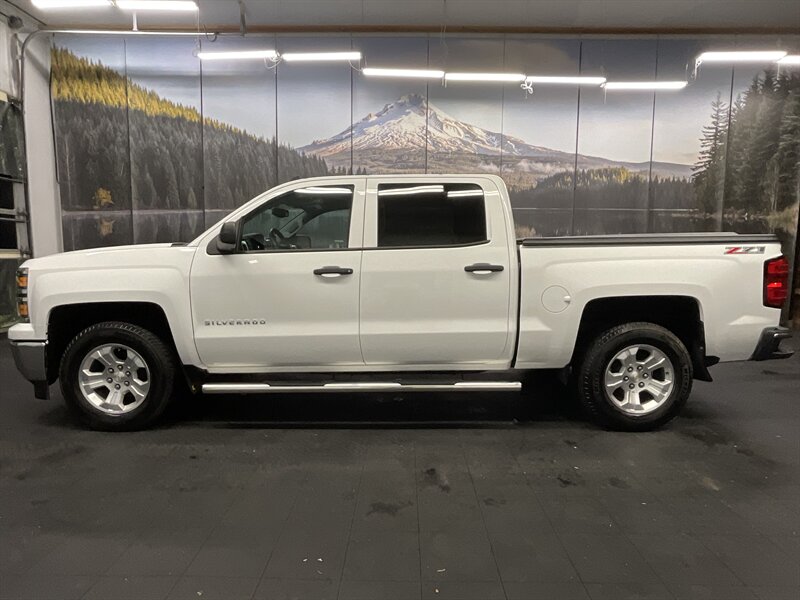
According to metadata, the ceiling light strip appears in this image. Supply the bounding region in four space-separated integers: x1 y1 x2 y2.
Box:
525 75 606 85
363 68 444 79
33 0 111 7
603 81 688 90
116 1 198 10
281 52 362 62
445 72 526 82
197 49 278 61
696 50 787 64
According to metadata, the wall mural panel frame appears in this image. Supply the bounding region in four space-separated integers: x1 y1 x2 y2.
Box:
51 32 799 266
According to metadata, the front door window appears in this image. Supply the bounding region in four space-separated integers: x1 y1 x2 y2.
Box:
239 185 354 252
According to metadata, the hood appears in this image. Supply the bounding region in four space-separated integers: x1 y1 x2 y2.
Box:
21 243 187 272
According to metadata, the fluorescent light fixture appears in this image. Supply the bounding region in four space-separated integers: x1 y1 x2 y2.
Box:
525 75 606 85
778 55 800 65
363 67 445 79
116 1 198 11
281 52 362 62
696 50 786 64
445 72 526 83
197 49 278 61
294 187 352 195
603 81 688 91
379 185 444 196
54 28 200 35
33 0 111 7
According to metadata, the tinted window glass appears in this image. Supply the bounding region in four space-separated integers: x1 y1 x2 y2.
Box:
0 180 16 250
0 101 26 180
240 185 353 251
377 183 486 248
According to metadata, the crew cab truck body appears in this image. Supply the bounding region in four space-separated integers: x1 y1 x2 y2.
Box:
9 175 793 431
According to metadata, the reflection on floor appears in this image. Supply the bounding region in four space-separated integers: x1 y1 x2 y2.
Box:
1 335 798 600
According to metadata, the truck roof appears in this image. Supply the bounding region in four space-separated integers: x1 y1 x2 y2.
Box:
289 173 507 184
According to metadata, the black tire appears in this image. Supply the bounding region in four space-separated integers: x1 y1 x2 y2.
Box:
577 322 692 431
59 321 176 431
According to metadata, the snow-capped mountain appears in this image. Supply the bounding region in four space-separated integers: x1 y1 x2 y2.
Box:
299 93 568 160
298 94 692 180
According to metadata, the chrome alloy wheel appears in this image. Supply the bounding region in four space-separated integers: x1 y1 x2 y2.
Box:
603 344 675 415
78 344 151 415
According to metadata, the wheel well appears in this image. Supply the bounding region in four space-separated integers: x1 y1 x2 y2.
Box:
46 302 177 383
572 296 713 381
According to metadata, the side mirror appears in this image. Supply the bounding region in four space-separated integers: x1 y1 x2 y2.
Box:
216 221 238 254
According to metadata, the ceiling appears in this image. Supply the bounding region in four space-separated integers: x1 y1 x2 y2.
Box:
6 0 800 32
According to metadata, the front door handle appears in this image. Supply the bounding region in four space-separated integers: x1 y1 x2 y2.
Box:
465 263 504 274
314 266 354 278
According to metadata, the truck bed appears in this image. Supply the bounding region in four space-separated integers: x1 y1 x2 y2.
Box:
513 232 784 370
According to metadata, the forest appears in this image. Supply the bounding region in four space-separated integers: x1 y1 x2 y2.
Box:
52 48 329 247
693 69 800 228
510 168 692 211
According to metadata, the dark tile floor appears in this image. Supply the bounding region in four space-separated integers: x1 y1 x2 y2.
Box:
0 334 798 600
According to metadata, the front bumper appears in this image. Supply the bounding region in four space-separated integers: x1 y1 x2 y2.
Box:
750 327 794 361
9 340 49 399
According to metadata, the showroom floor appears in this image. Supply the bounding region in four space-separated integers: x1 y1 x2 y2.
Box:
0 335 798 600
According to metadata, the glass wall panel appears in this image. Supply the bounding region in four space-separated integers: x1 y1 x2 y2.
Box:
125 37 203 243
200 36 278 227
426 37 505 175
276 36 352 182
575 39 658 235
651 38 734 233
52 35 132 250
352 36 430 174
502 38 582 237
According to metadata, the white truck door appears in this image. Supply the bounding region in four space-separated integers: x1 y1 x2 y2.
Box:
359 178 515 367
190 180 366 369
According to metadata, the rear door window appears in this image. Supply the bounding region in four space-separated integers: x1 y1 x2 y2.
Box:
377 183 486 248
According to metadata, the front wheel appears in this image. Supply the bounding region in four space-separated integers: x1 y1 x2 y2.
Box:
59 321 176 431
577 322 692 431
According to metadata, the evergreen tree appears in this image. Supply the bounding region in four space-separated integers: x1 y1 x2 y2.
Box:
724 92 748 207
142 172 157 207
165 163 180 209
186 187 198 211
774 87 800 211
692 92 728 214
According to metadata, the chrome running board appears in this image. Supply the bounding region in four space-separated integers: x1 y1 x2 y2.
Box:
201 381 522 394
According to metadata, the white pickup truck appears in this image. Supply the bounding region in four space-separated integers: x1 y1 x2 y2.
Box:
9 175 793 431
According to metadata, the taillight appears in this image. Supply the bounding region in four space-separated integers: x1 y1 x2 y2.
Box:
763 256 789 309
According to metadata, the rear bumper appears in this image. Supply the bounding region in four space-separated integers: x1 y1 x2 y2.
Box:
750 327 794 361
9 340 49 399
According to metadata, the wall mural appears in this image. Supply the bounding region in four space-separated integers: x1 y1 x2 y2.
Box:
51 34 799 263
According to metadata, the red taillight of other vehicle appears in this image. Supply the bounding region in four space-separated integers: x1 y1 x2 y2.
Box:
764 255 789 308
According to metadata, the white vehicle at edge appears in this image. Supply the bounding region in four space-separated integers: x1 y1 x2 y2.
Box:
8 175 793 431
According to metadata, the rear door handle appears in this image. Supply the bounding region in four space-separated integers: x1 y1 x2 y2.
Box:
465 263 504 274
314 266 354 278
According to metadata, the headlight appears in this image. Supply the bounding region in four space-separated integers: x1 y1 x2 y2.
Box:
16 267 29 321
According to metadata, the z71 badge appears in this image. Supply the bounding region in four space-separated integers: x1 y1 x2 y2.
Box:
724 246 765 255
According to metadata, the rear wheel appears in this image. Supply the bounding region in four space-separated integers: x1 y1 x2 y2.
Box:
577 322 692 431
59 321 176 431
